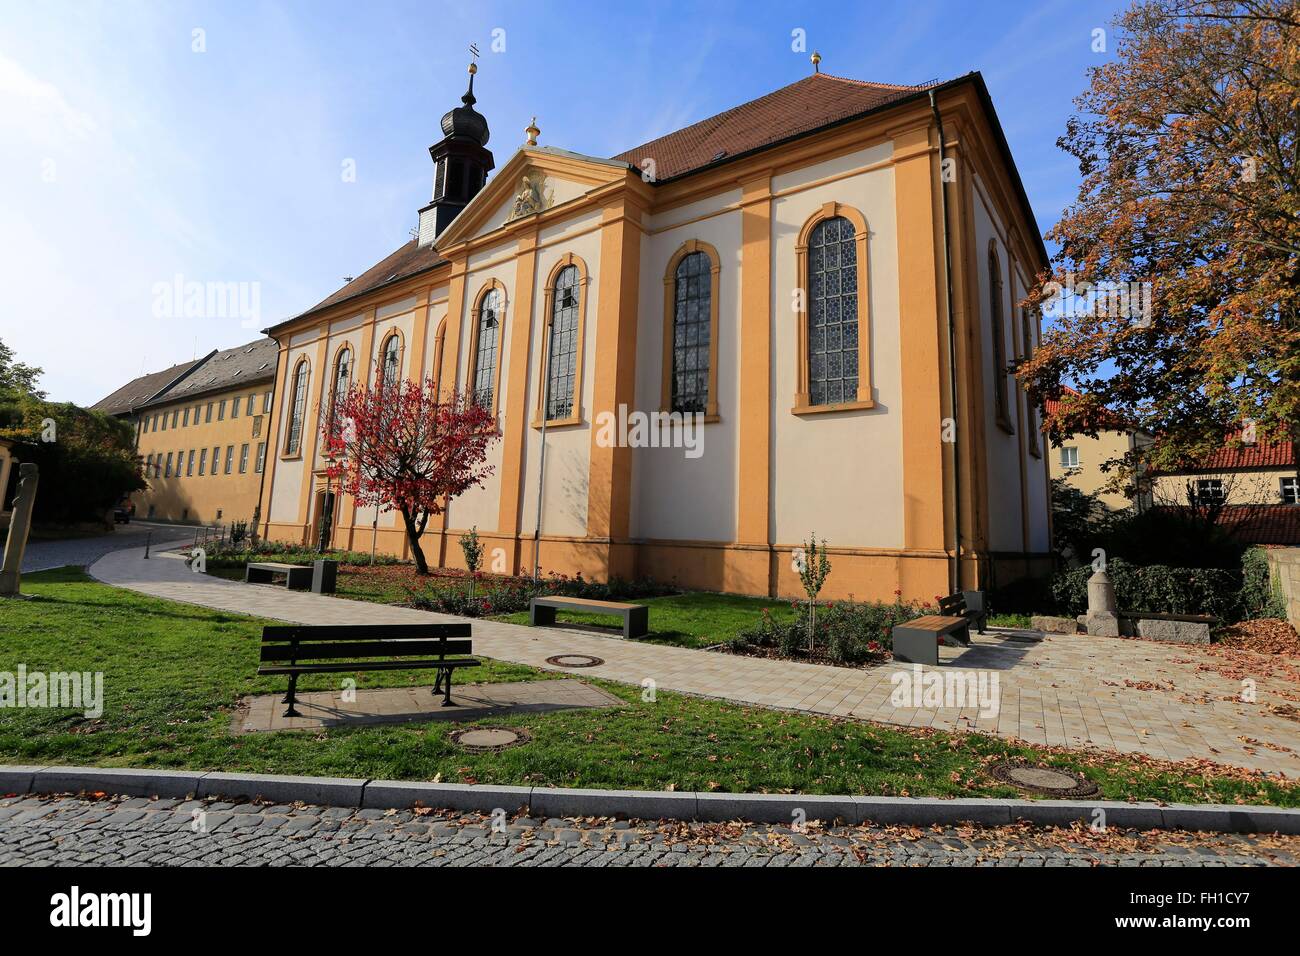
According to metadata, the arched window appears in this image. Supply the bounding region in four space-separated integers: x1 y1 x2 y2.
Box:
546 264 580 420
329 346 352 436
988 245 1012 431
666 245 718 416
471 286 503 411
379 334 400 391
285 359 309 455
1020 307 1040 457
794 203 872 413
807 216 859 406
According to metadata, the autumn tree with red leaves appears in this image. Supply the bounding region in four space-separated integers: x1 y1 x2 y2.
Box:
1021 0 1300 475
321 377 498 575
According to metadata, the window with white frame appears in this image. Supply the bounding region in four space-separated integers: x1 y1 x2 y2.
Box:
1281 477 1298 504
1060 446 1080 469
1196 478 1225 504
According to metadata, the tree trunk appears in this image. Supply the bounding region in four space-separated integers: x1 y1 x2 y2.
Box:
399 505 429 575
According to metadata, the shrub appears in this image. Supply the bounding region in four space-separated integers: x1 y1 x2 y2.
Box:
729 595 928 664
1050 558 1243 621
1239 547 1286 620
404 572 674 618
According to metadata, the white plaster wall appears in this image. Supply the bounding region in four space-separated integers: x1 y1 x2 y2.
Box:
630 203 742 542
770 144 905 549
517 225 603 538
973 176 1026 552
443 256 514 535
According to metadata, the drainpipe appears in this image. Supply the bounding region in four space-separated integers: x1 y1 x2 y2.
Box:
532 317 553 583
931 90 962 595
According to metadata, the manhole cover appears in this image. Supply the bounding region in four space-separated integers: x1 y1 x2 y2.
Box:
989 762 1100 797
545 654 604 668
450 727 531 753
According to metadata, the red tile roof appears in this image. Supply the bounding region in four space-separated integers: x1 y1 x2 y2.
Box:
612 72 945 182
1194 505 1300 546
279 70 993 331
1199 435 1296 470
299 240 447 319
1042 386 1131 430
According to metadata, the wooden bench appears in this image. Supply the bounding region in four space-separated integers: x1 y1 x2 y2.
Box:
891 614 971 666
257 623 476 716
938 590 987 634
529 595 649 640
245 561 313 590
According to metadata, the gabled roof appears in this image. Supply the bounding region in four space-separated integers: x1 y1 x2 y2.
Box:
140 338 278 408
271 69 1041 333
612 72 945 182
90 357 207 417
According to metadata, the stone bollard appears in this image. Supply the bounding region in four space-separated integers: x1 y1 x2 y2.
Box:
1082 568 1120 637
0 463 39 598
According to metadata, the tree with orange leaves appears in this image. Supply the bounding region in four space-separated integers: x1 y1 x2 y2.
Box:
1020 0 1299 475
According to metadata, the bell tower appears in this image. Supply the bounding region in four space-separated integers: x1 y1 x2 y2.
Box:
417 62 494 246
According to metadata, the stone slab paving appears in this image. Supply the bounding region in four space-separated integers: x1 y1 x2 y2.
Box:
235 678 625 733
88 542 1300 777
2 793 1296 867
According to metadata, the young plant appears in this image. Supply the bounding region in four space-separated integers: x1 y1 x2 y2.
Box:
797 533 832 652
460 526 484 601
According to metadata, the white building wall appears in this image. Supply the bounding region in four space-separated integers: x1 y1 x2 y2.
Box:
770 142 905 549
630 193 742 543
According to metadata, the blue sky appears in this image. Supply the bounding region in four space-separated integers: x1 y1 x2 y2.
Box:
0 0 1122 405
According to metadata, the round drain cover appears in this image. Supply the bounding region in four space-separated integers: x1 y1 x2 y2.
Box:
989 761 1100 797
545 654 604 668
450 726 531 753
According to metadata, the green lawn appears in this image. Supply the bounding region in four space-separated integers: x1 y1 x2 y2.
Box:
495 592 797 648
3 568 1296 806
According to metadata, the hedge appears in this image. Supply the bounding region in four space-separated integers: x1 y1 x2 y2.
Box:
1050 558 1243 622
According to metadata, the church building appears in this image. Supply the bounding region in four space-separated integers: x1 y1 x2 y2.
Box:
258 57 1052 602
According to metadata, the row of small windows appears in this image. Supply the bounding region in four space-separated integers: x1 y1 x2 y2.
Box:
144 442 265 479
141 391 272 435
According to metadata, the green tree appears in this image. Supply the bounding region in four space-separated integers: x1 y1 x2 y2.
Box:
0 338 44 399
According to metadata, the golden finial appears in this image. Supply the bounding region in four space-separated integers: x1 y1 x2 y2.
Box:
811 51 821 73
468 61 477 75
525 116 540 147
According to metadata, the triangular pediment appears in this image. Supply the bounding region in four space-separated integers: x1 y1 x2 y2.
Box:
434 147 630 250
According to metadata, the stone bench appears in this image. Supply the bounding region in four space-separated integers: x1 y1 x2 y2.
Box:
245 561 313 590
529 595 649 640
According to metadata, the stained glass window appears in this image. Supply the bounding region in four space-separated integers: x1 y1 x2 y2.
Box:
546 266 580 420
474 289 501 409
807 216 859 406
671 252 711 414
286 360 308 455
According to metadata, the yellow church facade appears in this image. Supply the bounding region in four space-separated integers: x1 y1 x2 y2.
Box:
259 65 1052 602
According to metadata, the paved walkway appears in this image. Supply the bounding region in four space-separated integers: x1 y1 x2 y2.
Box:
19 521 180 573
88 542 1300 778
3 793 1295 867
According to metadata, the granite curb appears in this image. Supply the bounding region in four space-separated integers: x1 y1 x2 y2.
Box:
4 765 1299 834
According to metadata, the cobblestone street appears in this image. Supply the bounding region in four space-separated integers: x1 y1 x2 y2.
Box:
2 794 1296 867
